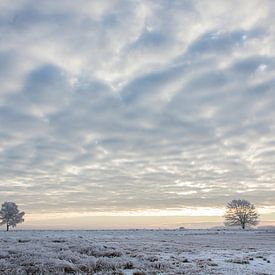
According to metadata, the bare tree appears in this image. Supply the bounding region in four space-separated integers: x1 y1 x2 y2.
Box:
0 202 25 231
224 199 259 229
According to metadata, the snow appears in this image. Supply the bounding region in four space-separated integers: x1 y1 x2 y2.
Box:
0 229 275 274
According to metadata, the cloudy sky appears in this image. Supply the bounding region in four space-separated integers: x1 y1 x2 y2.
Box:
0 0 275 228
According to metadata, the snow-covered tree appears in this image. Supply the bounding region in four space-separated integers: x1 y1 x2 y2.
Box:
224 199 259 229
0 202 25 231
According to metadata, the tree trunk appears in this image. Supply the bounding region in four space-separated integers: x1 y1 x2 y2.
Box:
6 224 9 232
242 223 245 230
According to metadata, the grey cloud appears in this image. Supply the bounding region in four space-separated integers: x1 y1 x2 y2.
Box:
0 0 275 215
188 28 265 55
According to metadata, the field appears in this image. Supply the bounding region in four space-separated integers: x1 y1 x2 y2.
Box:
0 229 275 274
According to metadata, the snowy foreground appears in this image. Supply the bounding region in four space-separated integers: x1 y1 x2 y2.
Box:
0 229 275 274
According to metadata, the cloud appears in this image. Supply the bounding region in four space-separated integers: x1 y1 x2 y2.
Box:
0 0 275 216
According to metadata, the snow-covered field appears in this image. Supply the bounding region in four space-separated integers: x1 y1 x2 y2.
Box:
0 229 275 274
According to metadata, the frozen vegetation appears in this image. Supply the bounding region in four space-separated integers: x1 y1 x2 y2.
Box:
0 229 275 274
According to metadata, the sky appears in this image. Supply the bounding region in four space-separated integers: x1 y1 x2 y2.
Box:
0 0 275 229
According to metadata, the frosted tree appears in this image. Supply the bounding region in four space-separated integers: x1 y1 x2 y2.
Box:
224 199 259 229
0 202 25 231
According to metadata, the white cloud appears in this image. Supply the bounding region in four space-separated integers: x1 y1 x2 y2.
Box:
0 0 275 216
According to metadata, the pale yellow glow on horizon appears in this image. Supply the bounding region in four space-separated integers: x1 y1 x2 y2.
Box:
5 206 272 230
25 206 275 222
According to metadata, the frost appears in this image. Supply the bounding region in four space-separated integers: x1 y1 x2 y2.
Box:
0 229 274 274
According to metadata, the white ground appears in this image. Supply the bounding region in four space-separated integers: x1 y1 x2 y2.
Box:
0 229 274 274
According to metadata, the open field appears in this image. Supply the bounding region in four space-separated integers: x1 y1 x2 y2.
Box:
0 229 275 274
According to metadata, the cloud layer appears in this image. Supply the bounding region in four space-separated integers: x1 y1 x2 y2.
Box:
0 0 275 215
